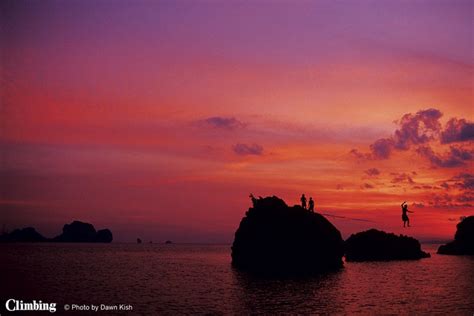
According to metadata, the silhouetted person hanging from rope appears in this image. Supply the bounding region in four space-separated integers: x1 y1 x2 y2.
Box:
308 197 315 212
301 194 307 209
401 201 413 227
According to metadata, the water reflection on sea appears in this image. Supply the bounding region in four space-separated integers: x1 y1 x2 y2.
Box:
1 243 473 314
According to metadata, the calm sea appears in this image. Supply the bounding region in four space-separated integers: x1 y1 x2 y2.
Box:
1 243 473 315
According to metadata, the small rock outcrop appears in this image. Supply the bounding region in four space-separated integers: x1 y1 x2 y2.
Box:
437 216 474 255
96 229 113 243
345 229 430 261
231 196 344 275
0 227 47 242
52 221 113 243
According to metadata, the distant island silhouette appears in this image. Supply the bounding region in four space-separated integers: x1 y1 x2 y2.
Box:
438 216 474 255
0 227 47 242
0 221 113 243
231 196 345 275
345 229 430 261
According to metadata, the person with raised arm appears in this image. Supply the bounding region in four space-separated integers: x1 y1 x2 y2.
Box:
401 201 414 227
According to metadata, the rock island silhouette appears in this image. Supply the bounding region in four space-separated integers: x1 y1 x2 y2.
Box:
230 195 454 275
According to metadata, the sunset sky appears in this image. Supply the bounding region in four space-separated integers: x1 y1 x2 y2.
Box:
1 0 473 242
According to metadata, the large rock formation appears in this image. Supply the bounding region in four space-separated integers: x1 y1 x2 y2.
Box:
345 229 430 261
437 216 474 255
53 221 113 243
53 221 97 242
0 227 47 242
231 196 344 275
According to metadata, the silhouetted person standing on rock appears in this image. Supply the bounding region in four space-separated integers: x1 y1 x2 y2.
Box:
401 201 413 227
308 197 315 212
301 194 307 209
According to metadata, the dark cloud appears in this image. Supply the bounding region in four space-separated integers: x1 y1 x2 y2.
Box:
353 108 444 160
429 193 452 207
361 183 374 189
350 109 474 166
390 172 415 184
457 191 474 203
365 168 381 177
336 184 344 190
369 138 393 159
450 146 474 160
452 173 474 191
232 143 263 156
416 145 473 168
392 108 442 150
427 192 473 208
412 202 424 208
199 116 246 130
441 118 474 144
349 149 369 160
433 174 473 207
440 182 450 190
